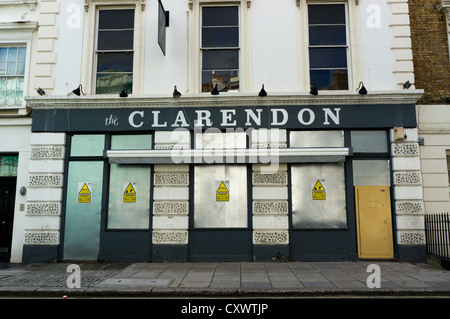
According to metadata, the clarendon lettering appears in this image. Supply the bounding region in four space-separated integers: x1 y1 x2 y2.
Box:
127 107 341 129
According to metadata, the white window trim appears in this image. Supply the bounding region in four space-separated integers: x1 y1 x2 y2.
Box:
0 22 37 110
0 1 36 10
437 1 450 61
188 0 251 94
80 0 145 95
296 0 363 91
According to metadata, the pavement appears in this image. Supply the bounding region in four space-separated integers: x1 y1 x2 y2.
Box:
0 260 450 299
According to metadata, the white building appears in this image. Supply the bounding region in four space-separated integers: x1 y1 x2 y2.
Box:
2 0 427 263
0 0 38 263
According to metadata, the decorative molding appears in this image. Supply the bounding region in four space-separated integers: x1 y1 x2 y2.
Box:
252 173 287 185
253 231 288 245
26 202 61 216
154 144 190 150
24 231 59 245
251 143 287 149
152 230 188 244
393 171 421 185
436 1 450 60
0 1 36 10
253 201 288 215
30 146 65 159
154 173 189 186
396 201 424 215
84 0 145 12
28 174 63 188
153 201 188 215
25 91 424 109
398 231 426 246
392 142 419 157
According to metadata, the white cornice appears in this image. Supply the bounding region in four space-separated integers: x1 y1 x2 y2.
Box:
0 21 38 31
0 1 36 10
436 1 450 12
25 90 424 109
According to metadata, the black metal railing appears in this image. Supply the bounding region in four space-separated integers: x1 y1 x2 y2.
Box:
425 213 450 261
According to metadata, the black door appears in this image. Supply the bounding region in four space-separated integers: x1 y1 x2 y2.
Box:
0 178 16 262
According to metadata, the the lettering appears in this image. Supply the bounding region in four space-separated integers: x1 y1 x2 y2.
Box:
128 111 144 128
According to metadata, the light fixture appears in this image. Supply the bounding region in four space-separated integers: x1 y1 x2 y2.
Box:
173 85 181 98
37 88 45 96
72 84 85 96
119 86 128 98
403 80 411 89
357 82 367 95
258 84 267 97
310 83 318 95
211 83 219 95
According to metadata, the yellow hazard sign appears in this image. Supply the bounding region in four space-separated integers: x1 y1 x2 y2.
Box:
123 183 136 203
78 182 91 203
216 181 229 202
312 180 326 200
217 182 229 193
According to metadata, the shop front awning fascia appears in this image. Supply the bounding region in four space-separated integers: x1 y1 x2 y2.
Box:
107 147 350 164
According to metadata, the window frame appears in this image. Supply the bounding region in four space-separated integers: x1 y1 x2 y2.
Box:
81 1 145 95
307 2 350 90
297 0 363 92
0 45 27 107
94 8 135 95
200 5 240 93
0 22 35 109
188 0 250 94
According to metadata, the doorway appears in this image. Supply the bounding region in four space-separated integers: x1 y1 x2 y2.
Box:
0 177 16 262
355 186 394 259
189 165 252 261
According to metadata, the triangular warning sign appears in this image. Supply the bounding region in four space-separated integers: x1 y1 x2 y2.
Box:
79 183 91 194
216 181 229 193
124 183 136 194
313 180 324 191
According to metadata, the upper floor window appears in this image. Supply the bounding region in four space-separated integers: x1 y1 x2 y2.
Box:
0 46 26 107
201 5 239 93
308 3 348 90
95 9 135 94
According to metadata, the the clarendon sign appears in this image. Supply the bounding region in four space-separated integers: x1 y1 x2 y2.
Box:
31 104 416 132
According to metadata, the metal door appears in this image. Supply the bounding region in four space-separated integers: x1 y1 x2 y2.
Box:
0 178 16 262
355 186 394 259
63 161 104 260
189 165 252 261
290 163 356 261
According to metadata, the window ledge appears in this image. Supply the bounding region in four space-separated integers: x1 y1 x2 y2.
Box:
0 1 36 10
26 90 424 109
0 21 38 31
107 147 349 165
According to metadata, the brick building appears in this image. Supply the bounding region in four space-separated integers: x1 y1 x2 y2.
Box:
409 0 450 215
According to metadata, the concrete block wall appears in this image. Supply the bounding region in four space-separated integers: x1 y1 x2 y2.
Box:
152 132 190 246
23 132 65 262
390 128 426 260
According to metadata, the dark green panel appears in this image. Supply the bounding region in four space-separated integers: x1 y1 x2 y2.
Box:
189 230 252 261
100 231 151 262
289 229 357 261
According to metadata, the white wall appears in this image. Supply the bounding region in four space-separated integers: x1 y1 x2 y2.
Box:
48 0 408 96
52 0 84 95
0 119 32 263
418 104 450 214
360 0 395 90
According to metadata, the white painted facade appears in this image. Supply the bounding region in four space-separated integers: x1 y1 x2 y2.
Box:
417 105 450 214
1 0 429 262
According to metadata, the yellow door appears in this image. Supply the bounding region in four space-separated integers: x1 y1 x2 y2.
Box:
355 186 394 259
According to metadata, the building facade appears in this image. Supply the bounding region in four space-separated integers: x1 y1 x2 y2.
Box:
2 0 427 263
409 0 450 216
0 1 38 262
